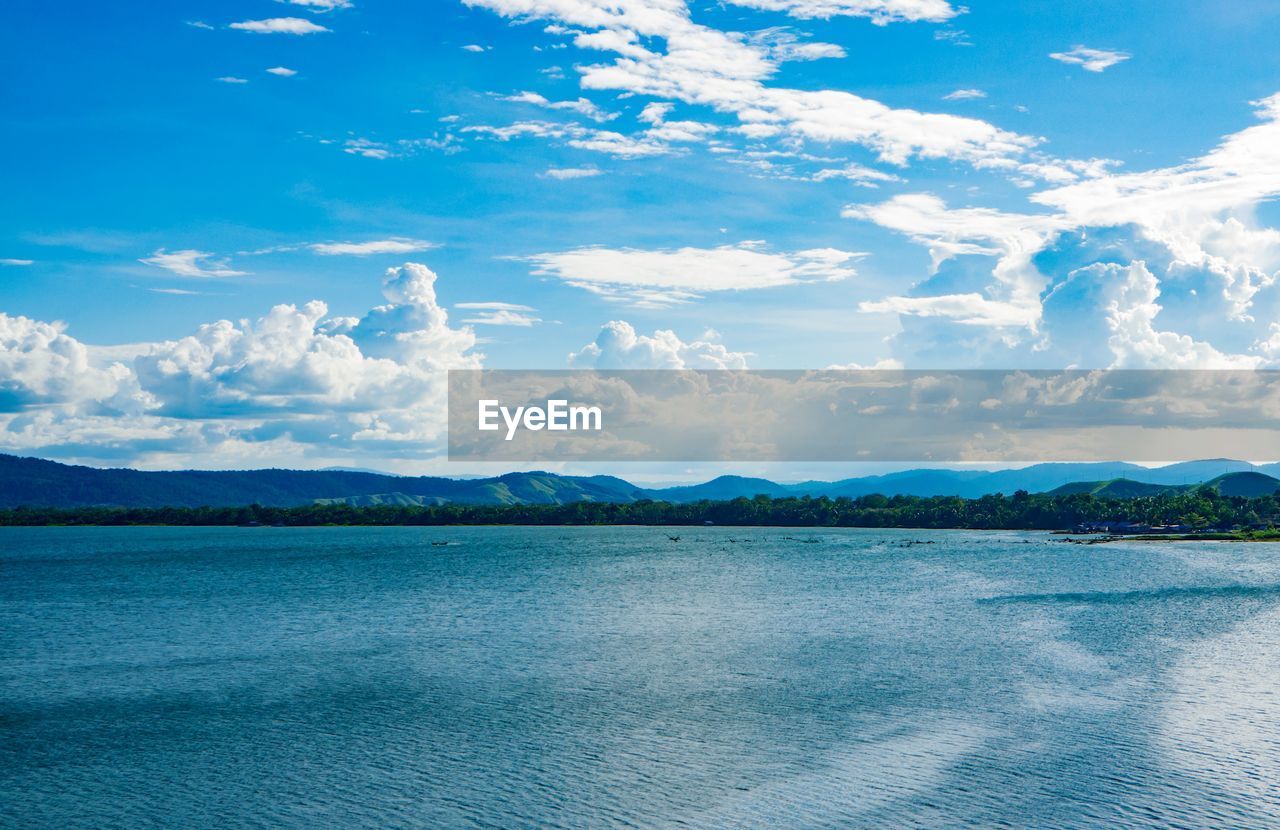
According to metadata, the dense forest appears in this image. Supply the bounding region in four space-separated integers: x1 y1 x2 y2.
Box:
3 488 1279 531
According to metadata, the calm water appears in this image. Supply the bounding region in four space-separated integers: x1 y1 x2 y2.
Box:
3 527 1280 829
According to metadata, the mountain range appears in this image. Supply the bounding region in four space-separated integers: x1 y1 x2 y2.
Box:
2 454 1277 509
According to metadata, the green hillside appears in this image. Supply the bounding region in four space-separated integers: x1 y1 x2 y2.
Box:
1049 479 1175 498
1201 471 1280 498
1049 471 1280 500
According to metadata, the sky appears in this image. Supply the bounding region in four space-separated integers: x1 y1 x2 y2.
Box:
3 0 1280 477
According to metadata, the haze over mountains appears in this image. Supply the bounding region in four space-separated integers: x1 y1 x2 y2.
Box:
2 455 1277 509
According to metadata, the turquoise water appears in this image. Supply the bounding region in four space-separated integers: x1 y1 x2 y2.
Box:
3 526 1279 828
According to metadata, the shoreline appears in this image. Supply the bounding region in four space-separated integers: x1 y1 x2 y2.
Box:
3 523 1277 542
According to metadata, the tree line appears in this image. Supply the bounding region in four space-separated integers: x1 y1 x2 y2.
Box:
2 488 1278 530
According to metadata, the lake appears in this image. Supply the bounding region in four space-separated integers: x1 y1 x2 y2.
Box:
3 526 1279 828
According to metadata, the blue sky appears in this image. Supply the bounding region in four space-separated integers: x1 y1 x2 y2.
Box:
3 0 1280 474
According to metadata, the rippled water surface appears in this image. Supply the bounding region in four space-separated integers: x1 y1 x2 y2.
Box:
3 526 1280 828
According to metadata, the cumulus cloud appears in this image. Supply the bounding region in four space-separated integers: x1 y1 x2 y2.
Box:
1049 46 1129 73
569 320 749 369
229 18 330 35
847 92 1280 368
1062 261 1259 369
0 314 141 411
140 249 247 278
462 44 489 52
309 238 437 256
0 264 484 464
943 88 985 101
521 241 862 306
726 0 959 24
216 76 249 84
266 66 298 76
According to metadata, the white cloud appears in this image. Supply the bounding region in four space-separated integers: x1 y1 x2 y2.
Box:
309 238 437 256
639 102 674 124
640 109 720 143
1101 261 1262 369
567 130 672 158
943 88 985 101
500 90 617 122
140 249 248 278
569 320 749 368
0 264 483 463
460 309 543 326
462 44 489 52
464 0 1037 168
129 263 478 424
521 241 861 306
726 0 959 24
1049 46 1130 73
454 302 536 311
933 27 971 46
846 92 1280 368
216 76 249 84
463 121 566 141
455 302 545 325
330 133 458 160
0 314 140 410
0 259 33 266
277 0 353 10
859 293 1038 327
229 18 330 35
542 166 604 179
266 66 298 76
465 120 676 158
187 21 214 30
811 162 900 186
749 28 845 62
342 137 396 159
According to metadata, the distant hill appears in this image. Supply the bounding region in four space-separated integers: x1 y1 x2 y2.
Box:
1201 471 1280 498
809 463 1149 500
0 455 645 509
3 454 1279 509
1048 471 1280 499
645 475 794 502
1048 479 1175 499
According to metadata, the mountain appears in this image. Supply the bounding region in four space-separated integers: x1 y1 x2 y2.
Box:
0 455 645 509
1136 459 1258 485
3 454 1278 509
1201 471 1280 498
645 475 795 503
1048 471 1280 499
806 469 989 499
806 463 1150 500
1048 479 1176 498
